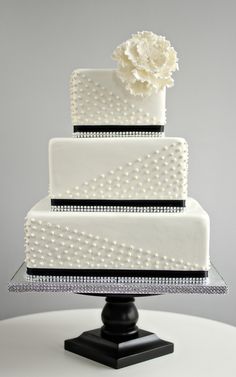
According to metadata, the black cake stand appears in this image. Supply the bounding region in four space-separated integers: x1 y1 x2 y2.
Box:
9 263 227 369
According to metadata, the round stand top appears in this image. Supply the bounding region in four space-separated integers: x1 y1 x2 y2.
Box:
0 309 235 376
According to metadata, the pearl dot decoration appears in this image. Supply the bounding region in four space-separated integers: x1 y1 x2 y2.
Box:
70 70 166 126
50 141 188 201
24 219 202 270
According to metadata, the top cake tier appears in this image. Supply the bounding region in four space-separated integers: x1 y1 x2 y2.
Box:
70 69 166 131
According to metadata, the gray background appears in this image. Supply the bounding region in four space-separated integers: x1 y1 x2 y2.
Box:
0 0 235 325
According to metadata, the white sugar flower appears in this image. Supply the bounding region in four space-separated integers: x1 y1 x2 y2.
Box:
112 31 178 96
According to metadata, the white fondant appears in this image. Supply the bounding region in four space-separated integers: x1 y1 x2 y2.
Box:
49 137 188 200
25 197 210 271
70 69 166 126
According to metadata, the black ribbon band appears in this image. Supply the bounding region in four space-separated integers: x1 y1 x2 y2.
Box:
73 125 165 133
27 267 208 278
51 199 186 208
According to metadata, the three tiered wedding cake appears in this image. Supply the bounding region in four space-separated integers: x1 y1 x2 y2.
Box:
24 32 210 277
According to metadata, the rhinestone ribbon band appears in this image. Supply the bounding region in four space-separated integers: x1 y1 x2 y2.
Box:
73 131 164 138
27 267 208 278
73 125 165 133
51 199 186 213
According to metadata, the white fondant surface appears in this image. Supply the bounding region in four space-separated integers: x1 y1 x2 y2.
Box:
70 69 166 125
25 197 210 271
49 137 188 200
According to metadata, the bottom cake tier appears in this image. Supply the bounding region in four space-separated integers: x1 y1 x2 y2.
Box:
24 197 210 277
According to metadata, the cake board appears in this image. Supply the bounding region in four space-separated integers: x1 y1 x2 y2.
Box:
9 263 228 369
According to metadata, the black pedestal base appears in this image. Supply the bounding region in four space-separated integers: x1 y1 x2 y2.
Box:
65 328 173 369
64 296 174 369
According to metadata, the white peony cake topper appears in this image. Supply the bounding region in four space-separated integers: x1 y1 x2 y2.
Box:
112 31 178 97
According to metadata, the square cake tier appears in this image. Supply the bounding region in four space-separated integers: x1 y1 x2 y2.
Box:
25 197 210 277
70 69 166 128
49 137 188 211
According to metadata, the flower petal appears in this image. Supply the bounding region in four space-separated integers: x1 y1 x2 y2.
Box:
112 31 178 96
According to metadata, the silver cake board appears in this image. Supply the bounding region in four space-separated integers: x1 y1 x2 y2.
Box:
8 262 227 295
8 263 228 369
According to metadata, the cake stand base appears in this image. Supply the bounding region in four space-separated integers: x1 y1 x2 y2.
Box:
9 263 227 368
64 295 173 368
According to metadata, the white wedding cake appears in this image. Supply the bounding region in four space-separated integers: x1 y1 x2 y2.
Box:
24 32 210 277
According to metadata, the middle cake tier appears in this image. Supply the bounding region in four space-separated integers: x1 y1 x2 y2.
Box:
49 137 188 212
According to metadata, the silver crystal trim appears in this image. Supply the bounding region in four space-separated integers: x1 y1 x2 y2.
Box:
26 274 208 284
51 205 184 213
73 131 164 138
